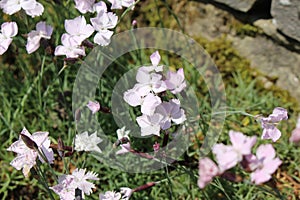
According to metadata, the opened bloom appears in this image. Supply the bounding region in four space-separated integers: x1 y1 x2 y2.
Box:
198 157 219 189
55 33 85 58
99 191 121 200
64 16 94 44
212 130 257 172
260 107 288 142
155 99 186 130
75 131 103 153
74 0 107 13
248 144 282 184
0 21 18 55
0 0 44 17
164 68 186 94
289 116 300 143
7 127 54 177
108 0 135 10
91 10 118 46
116 126 131 155
136 113 164 137
26 21 53 54
87 100 101 114
51 168 99 200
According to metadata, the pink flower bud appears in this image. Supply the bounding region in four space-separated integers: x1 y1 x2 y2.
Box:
153 142 160 152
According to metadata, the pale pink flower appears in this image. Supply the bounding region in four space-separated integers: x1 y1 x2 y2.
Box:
26 21 53 54
99 191 122 200
50 175 76 200
212 131 256 172
149 51 163 72
86 100 100 114
123 90 162 115
136 113 164 137
91 10 118 46
0 0 44 17
135 71 167 94
155 99 186 130
64 16 94 44
93 1 107 13
153 142 160 152
249 144 282 184
24 1 44 17
74 0 95 13
141 93 162 115
116 142 131 155
260 107 288 142
131 20 137 26
0 21 18 55
198 157 219 189
54 33 85 58
7 127 54 177
108 0 135 10
164 68 186 94
289 116 300 143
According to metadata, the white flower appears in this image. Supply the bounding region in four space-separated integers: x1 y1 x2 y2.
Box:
72 168 99 195
51 168 99 200
99 191 122 200
74 131 102 153
117 126 130 140
120 187 133 200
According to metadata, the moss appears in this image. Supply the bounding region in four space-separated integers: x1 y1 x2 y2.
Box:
193 35 300 112
235 23 263 37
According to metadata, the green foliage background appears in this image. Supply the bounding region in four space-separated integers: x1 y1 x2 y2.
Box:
0 0 299 199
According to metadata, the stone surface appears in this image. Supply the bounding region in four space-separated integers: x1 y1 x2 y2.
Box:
270 0 300 42
229 35 300 100
253 19 300 51
178 1 300 101
211 0 257 12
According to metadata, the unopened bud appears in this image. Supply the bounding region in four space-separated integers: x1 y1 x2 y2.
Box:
20 133 38 150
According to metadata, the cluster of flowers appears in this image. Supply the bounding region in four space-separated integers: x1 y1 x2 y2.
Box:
0 0 135 56
123 51 187 137
6 125 133 199
198 107 289 188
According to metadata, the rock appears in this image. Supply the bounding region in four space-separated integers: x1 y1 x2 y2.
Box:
271 0 300 42
229 35 300 101
254 19 300 51
211 0 257 12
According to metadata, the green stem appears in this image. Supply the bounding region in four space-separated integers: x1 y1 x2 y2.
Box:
35 164 56 200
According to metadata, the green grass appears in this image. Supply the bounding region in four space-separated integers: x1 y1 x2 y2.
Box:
1 0 300 200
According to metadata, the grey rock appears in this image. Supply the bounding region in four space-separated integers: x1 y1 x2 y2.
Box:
179 1 300 101
229 35 300 101
211 0 257 12
271 0 300 42
254 19 300 51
